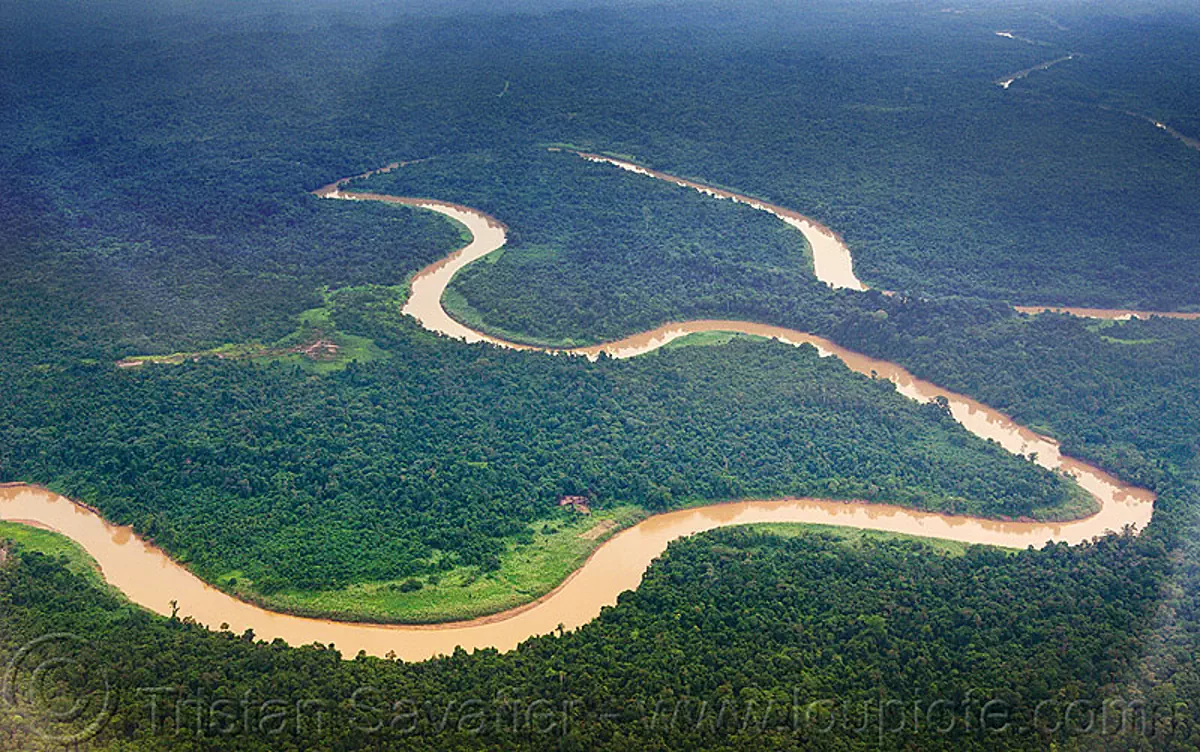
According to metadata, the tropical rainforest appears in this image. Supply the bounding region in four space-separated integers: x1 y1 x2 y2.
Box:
3 0 1200 749
2 327 1082 613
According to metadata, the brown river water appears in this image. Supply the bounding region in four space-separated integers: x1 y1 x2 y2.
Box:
1014 305 1200 321
567 151 867 291
0 162 1159 661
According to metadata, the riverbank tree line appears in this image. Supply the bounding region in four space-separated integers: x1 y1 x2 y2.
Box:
0 519 1169 751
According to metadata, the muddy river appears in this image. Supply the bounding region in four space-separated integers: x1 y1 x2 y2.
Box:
0 163 1159 661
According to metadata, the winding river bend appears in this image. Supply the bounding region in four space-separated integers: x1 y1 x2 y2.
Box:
0 159 1157 661
567 151 867 291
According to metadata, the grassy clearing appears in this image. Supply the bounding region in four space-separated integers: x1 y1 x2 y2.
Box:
1099 335 1161 346
224 506 645 624
1028 477 1100 521
267 333 388 374
115 288 390 373
544 143 643 162
0 521 108 585
1085 320 1162 346
297 300 334 328
441 287 597 350
743 522 980 556
223 483 1049 625
662 331 761 350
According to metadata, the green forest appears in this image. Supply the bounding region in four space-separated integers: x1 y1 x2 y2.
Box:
1 321 1080 620
4 0 1200 749
0 522 1170 751
359 149 832 346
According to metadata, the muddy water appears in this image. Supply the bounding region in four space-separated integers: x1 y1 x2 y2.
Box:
996 54 1076 88
567 151 867 291
1 180 1157 661
0 469 1151 662
1112 109 1200 153
1015 305 1200 321
318 190 526 350
994 31 1044 46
